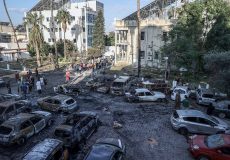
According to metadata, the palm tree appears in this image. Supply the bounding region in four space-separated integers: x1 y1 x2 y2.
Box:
56 9 71 59
3 0 21 59
24 13 44 67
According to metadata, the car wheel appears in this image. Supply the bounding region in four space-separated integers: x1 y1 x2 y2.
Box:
197 155 210 160
218 113 226 119
178 127 188 136
17 137 26 145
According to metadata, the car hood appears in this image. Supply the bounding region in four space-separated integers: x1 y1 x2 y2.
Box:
214 117 229 128
190 135 208 149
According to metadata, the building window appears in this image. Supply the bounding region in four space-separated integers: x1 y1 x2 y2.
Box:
83 39 86 43
141 32 145 40
55 28 58 32
73 39 76 43
82 16 85 21
46 17 49 22
71 16 75 21
140 51 145 59
48 38 51 42
88 37 93 47
87 14 95 23
52 39 54 42
87 26 93 35
83 27 85 32
59 28 62 31
71 27 76 31
154 52 159 59
47 28 50 32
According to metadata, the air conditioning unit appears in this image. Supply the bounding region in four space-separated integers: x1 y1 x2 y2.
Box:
147 56 152 60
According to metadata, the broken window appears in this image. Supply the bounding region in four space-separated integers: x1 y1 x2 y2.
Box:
66 99 75 105
141 32 145 40
0 126 12 134
30 117 42 125
5 106 14 114
20 121 32 130
145 92 152 96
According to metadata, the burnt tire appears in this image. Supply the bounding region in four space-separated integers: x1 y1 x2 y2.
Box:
17 137 26 145
178 127 188 136
218 113 226 119
197 155 210 160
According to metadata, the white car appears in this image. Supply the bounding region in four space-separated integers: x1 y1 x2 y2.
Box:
125 88 166 102
171 86 191 102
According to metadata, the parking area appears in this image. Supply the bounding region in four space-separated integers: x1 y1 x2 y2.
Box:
0 70 229 160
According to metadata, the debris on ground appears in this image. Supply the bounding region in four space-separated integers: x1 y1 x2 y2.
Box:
113 121 123 129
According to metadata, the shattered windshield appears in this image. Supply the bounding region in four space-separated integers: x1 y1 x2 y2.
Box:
205 134 225 148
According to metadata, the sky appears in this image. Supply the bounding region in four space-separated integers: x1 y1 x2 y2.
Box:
0 0 152 32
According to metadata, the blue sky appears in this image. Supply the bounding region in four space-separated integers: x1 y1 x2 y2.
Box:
0 0 152 32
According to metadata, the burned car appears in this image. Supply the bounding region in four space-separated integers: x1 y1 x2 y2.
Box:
84 138 126 160
0 112 49 145
0 100 31 124
0 93 22 103
37 95 79 113
22 138 68 160
54 111 98 148
212 100 230 119
54 84 81 96
125 88 166 102
0 78 6 87
110 76 131 96
31 111 54 127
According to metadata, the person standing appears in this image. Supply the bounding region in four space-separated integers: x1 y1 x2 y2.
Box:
15 71 19 82
35 68 39 78
66 70 70 83
175 92 181 109
36 79 42 94
6 80 11 94
182 96 190 109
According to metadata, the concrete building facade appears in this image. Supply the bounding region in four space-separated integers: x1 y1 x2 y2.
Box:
27 0 104 52
114 0 195 68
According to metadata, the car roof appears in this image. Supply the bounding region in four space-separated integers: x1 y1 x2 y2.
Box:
114 76 130 83
23 138 62 160
55 124 73 132
176 110 207 118
3 113 34 126
85 143 118 160
135 88 150 93
52 95 72 101
174 86 188 90
0 101 16 107
96 138 123 149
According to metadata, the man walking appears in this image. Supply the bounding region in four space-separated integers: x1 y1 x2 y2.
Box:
36 79 42 94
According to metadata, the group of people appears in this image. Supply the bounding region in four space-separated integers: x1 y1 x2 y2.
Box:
14 68 47 98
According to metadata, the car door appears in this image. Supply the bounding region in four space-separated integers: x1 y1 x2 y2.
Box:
137 92 145 101
30 116 46 133
65 99 76 110
4 105 16 119
145 91 156 101
15 103 26 114
214 147 230 160
197 118 217 134
19 120 34 138
183 117 200 133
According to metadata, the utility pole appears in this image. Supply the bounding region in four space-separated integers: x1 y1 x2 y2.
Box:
137 0 141 77
50 0 59 69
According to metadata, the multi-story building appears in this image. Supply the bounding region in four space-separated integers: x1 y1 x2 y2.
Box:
114 0 194 68
26 0 104 52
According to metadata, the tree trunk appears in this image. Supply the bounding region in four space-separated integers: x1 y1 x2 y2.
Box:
64 31 67 59
35 42 41 67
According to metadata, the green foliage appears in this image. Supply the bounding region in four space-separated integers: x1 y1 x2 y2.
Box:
87 48 102 58
40 42 53 57
27 44 36 57
56 10 71 32
56 39 76 57
93 10 105 51
204 51 230 95
162 0 230 73
105 32 115 46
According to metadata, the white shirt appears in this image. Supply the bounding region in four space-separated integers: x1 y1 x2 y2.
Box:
36 81 41 90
